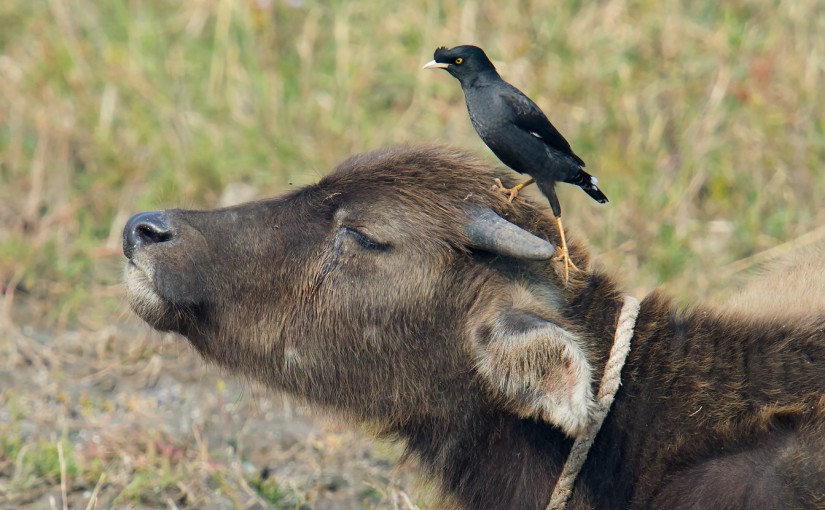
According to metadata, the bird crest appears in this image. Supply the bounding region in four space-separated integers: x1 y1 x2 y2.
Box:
434 46 450 60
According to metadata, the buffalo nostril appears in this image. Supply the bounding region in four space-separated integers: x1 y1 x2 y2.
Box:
123 211 174 259
136 223 172 244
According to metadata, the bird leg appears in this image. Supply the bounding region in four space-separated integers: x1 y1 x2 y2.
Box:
555 216 579 286
493 178 535 203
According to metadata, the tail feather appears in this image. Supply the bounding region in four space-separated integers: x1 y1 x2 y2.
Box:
567 170 608 204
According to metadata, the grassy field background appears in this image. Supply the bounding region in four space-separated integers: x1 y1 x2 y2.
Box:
1 0 823 508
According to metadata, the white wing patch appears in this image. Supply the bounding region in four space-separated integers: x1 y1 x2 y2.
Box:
591 176 599 185
530 131 543 139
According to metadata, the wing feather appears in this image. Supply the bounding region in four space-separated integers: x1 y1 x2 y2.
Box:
500 85 585 167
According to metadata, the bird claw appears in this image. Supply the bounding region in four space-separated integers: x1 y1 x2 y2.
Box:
554 247 579 287
493 178 520 203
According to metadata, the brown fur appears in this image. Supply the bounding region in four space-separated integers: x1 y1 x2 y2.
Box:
124 145 825 509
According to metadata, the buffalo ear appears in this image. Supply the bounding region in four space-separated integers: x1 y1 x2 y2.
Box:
471 308 595 437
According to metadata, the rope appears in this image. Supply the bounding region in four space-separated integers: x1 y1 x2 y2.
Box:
546 295 641 510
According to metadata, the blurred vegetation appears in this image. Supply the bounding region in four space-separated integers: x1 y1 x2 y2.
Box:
0 0 823 506
1 0 824 325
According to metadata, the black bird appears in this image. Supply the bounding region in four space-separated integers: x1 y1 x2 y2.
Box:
424 45 607 283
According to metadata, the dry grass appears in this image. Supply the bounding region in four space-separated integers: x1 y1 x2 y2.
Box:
1 0 823 507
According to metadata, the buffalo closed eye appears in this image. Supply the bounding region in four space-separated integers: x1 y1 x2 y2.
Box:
343 227 391 251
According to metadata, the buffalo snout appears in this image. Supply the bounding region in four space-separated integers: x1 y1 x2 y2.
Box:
123 211 174 259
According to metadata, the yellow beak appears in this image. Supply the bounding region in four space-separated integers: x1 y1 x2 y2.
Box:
423 60 449 70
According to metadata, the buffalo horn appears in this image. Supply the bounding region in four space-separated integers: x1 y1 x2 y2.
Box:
463 206 556 260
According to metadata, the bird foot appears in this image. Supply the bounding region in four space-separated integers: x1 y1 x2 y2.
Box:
493 178 520 203
493 177 535 203
553 217 579 287
554 246 579 286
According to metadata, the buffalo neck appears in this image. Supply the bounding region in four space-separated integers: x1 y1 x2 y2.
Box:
397 272 638 509
389 268 822 508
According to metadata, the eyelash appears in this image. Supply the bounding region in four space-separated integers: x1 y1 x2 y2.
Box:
344 227 390 251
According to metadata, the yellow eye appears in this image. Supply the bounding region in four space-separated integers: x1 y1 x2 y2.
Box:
455 57 463 65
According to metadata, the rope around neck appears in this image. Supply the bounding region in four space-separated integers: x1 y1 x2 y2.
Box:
546 295 641 510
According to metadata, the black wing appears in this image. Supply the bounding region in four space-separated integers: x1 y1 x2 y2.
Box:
500 84 585 167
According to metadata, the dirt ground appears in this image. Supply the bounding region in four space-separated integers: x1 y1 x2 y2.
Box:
0 303 427 509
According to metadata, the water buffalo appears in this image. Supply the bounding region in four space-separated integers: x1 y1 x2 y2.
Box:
123 145 825 509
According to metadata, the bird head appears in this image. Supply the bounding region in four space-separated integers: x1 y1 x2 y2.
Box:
423 45 497 84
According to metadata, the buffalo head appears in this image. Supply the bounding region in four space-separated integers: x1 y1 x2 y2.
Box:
123 145 598 436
